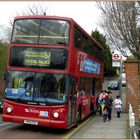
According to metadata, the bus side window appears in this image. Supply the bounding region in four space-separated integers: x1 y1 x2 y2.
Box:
74 26 82 49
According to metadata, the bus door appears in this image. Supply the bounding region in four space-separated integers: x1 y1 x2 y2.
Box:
67 78 77 127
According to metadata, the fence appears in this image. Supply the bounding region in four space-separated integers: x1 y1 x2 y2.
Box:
129 104 138 139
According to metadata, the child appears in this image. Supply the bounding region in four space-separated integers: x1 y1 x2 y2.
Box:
102 107 108 122
114 95 122 118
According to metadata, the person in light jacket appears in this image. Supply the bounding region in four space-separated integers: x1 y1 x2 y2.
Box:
114 95 122 118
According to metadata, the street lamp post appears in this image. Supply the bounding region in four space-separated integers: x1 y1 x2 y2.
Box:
112 51 122 99
119 58 122 100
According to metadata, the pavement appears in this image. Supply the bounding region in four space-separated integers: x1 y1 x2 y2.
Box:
70 111 127 139
70 84 127 139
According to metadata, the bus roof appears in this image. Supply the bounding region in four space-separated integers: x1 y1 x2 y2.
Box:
14 15 73 22
14 15 103 50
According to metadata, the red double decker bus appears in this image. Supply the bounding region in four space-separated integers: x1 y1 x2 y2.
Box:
3 15 104 129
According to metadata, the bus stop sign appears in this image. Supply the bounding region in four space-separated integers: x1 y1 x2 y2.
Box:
112 53 121 61
112 52 121 67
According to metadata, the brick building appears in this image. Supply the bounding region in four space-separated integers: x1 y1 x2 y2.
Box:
125 60 140 120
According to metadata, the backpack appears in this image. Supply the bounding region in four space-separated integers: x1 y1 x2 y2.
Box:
105 98 113 108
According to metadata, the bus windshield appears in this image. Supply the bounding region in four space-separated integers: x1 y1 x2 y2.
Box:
5 71 69 105
12 19 70 45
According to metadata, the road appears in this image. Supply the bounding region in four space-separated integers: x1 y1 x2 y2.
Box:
0 117 68 138
0 115 69 139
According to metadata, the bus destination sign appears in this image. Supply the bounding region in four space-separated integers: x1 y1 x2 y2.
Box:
24 51 51 67
10 47 68 69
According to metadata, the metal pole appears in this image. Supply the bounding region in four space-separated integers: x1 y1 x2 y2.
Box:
119 58 122 100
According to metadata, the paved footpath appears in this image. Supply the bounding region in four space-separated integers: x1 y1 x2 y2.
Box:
71 112 127 139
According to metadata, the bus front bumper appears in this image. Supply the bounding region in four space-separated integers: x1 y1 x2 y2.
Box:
3 114 67 128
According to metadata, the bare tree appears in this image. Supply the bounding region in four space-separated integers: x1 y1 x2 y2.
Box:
3 3 50 42
97 2 140 59
20 3 50 16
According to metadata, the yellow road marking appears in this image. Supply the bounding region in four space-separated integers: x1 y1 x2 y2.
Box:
63 116 92 139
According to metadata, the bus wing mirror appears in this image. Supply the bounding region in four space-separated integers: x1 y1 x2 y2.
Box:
4 72 7 81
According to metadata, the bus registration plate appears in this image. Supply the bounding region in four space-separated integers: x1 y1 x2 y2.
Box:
24 120 38 125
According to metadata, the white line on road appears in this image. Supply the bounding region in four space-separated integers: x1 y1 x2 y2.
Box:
0 122 11 127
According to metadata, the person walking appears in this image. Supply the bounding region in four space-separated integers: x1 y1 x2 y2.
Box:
114 95 122 118
102 106 108 122
105 91 113 121
98 90 108 115
95 93 102 116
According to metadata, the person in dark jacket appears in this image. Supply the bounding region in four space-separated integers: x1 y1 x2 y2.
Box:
96 94 102 116
105 91 113 121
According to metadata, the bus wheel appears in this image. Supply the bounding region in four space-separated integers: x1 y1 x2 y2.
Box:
74 107 81 128
90 102 94 114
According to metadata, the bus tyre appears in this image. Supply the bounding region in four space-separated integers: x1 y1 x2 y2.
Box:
90 102 94 115
74 107 81 128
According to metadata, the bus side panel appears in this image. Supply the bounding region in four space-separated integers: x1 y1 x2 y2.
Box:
77 94 91 120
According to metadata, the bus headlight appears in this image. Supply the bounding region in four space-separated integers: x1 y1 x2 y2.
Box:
7 106 12 113
53 112 59 118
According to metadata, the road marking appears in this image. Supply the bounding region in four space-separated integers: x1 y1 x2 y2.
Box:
63 116 93 139
0 122 11 127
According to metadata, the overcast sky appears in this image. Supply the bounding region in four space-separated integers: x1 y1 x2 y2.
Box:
0 1 103 40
